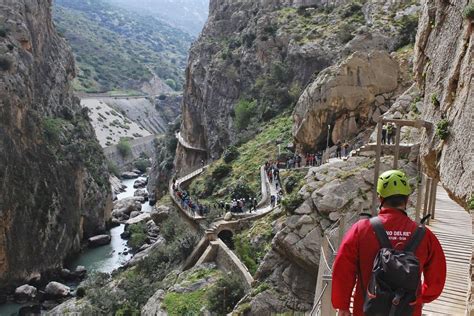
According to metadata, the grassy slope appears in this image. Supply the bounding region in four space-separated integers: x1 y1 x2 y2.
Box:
188 115 293 204
54 0 192 93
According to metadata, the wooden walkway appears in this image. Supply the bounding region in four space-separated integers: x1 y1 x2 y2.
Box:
423 185 472 316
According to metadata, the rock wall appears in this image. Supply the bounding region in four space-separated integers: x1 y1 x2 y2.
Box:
414 0 473 206
0 0 112 289
176 0 420 172
292 51 402 151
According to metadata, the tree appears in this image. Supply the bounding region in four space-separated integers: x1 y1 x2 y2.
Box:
117 138 132 158
234 99 257 130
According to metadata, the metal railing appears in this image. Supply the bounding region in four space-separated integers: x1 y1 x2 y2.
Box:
311 213 359 315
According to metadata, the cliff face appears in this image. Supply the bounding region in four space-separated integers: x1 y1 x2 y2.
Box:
176 0 421 173
414 0 473 206
0 0 112 288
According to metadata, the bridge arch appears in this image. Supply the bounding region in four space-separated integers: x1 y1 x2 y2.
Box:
217 230 234 249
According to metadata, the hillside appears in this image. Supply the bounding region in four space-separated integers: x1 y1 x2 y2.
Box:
108 0 209 36
53 0 193 93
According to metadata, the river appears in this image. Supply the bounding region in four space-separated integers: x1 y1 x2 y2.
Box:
0 177 152 316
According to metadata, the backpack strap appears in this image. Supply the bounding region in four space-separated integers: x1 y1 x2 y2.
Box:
370 217 392 249
404 225 426 253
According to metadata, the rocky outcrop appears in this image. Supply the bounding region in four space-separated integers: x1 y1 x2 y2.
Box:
293 51 403 150
237 157 419 313
0 0 112 289
413 0 473 206
176 0 420 173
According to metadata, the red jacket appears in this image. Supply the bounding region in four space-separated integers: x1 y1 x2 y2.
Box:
332 208 446 316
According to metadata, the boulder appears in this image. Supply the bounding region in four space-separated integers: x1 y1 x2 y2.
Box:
45 281 70 298
121 172 140 179
74 266 87 278
134 189 149 201
150 206 170 224
112 197 142 220
88 234 111 248
293 51 400 150
130 211 141 219
126 213 151 226
133 179 147 189
14 284 37 301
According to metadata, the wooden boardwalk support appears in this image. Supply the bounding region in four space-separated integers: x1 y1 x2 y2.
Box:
423 185 472 315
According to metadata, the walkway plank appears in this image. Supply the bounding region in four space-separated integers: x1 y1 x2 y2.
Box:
423 185 472 316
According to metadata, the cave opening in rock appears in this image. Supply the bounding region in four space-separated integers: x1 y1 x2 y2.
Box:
218 230 234 249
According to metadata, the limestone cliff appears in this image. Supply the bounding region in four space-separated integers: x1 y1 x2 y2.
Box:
176 0 421 173
0 0 112 289
414 0 473 206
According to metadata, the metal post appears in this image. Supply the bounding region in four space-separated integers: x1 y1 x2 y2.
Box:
326 124 331 154
313 237 329 309
415 174 425 222
393 124 401 169
321 279 336 316
337 214 346 250
429 179 438 220
423 177 432 218
372 122 383 216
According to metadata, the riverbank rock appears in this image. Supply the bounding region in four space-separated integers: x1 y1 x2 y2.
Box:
134 189 149 201
88 235 111 248
121 172 140 179
133 178 147 189
126 213 151 226
45 282 70 298
150 206 170 224
112 197 142 221
14 284 37 302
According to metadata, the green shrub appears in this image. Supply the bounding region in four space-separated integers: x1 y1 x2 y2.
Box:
163 289 207 315
341 2 363 18
212 164 232 180
43 117 65 142
165 79 176 90
117 138 132 158
263 25 277 37
468 195 474 210
0 27 7 37
223 146 239 163
158 94 167 100
107 160 120 177
270 61 290 84
0 56 13 71
284 175 300 194
134 158 151 173
207 275 245 314
431 93 440 107
234 235 258 275
463 4 474 20
282 192 305 214
337 23 356 43
128 223 147 250
396 14 418 49
231 182 255 200
435 119 450 140
76 287 86 298
242 33 256 48
234 99 257 130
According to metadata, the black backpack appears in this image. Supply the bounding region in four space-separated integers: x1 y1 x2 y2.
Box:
363 217 425 316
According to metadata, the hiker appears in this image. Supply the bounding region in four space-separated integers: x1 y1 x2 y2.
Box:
252 198 257 211
295 154 302 168
332 170 446 316
343 142 350 157
382 124 387 144
336 140 342 159
270 195 276 207
387 123 394 144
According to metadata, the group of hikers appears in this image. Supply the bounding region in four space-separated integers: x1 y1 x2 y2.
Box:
335 141 351 159
214 198 259 214
172 181 209 217
382 122 397 144
264 161 284 207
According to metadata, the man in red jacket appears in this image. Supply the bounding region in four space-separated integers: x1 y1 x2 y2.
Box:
332 170 446 316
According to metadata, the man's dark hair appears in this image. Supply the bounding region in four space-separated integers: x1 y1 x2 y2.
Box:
383 195 409 208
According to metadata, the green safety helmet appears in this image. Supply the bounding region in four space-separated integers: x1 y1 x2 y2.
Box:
377 170 411 198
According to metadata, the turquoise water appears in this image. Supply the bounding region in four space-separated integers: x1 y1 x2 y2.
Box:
0 177 152 315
